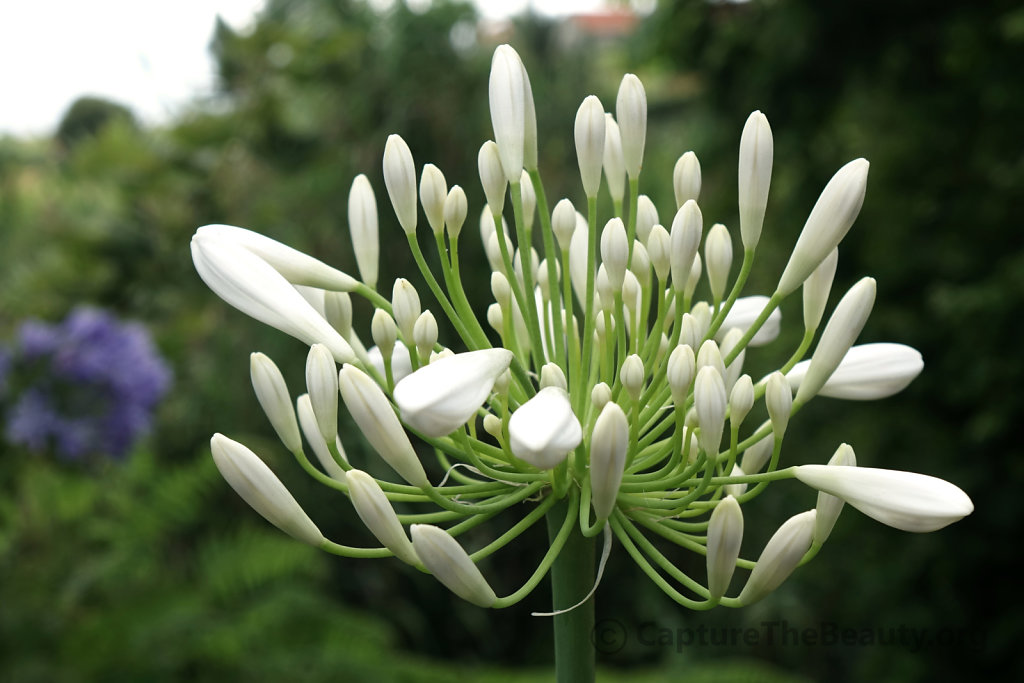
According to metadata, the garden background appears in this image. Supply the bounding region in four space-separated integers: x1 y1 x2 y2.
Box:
0 0 1020 680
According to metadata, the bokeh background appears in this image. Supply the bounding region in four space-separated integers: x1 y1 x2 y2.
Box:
1 0 1020 681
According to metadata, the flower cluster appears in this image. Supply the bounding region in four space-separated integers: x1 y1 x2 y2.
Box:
0 307 172 460
193 45 972 610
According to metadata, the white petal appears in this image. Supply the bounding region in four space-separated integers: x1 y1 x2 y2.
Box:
793 465 973 533
716 295 782 347
394 349 514 438
706 496 743 600
738 510 815 605
508 387 582 469
787 343 923 400
589 402 629 521
411 524 497 607
367 344 413 384
347 470 418 565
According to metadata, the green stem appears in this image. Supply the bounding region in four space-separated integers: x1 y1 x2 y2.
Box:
546 495 595 683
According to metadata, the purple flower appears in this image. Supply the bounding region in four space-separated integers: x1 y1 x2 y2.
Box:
1 307 172 460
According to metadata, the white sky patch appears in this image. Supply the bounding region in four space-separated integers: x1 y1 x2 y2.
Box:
0 0 610 137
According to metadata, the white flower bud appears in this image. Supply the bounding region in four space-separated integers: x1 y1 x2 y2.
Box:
620 354 645 401
777 159 869 296
623 271 642 323
347 469 418 565
667 344 696 407
601 218 628 290
490 270 511 307
348 174 379 289
729 374 754 430
765 371 793 438
670 200 702 293
540 362 567 391
324 291 353 339
596 264 614 313
519 169 536 229
705 223 733 303
394 349 513 438
411 524 498 607
478 140 507 215
694 366 727 456
787 342 924 401
685 253 702 302
602 113 626 203
706 495 743 600
383 134 418 235
305 343 339 443
367 343 412 384
803 248 839 331
486 229 514 276
444 185 468 240
690 301 712 340
487 303 503 333
191 231 355 362
419 163 448 235
738 111 773 251
589 401 629 521
696 339 726 381
725 464 748 498
793 464 973 533
630 241 650 282
591 382 612 412
720 327 746 390
673 151 701 207
297 393 347 482
738 510 816 605
794 277 876 405
551 198 577 249
646 225 671 281
568 212 590 306
616 73 647 178
371 309 398 364
513 247 539 291
489 44 526 182
413 311 438 361
678 314 701 350
479 204 497 246
210 433 324 546
494 369 511 397
250 352 301 453
717 295 782 347
635 194 659 245
814 443 856 546
508 387 582 469
741 432 774 474
574 95 606 197
391 278 422 342
483 413 503 440
338 364 429 488
430 348 454 363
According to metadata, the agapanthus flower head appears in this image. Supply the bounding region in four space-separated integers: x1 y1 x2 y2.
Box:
193 44 971 613
0 307 171 460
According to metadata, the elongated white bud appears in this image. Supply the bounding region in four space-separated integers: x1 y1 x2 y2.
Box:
787 343 923 401
670 200 702 293
305 343 338 443
519 169 536 229
707 496 743 600
673 151 701 207
371 309 398 366
685 254 702 302
338 364 429 488
411 524 497 607
591 382 612 412
741 432 774 474
793 464 973 533
765 371 793 438
489 44 526 182
720 327 746 391
575 95 606 198
729 374 754 429
394 349 514 438
383 134 418 235
620 354 645 400
794 277 876 405
478 140 507 215
296 393 347 482
738 510 816 605
777 159 869 296
646 224 671 281
616 73 646 178
191 232 355 362
724 464 748 499
420 164 447 235
667 344 696 407
738 111 773 250
367 343 412 385
508 387 582 469
250 352 301 453
696 339 726 382
348 174 379 289
324 291 353 339
413 311 438 361
540 362 567 391
601 217 629 290
636 194 659 245
803 248 838 331
814 443 856 545
347 469 418 565
603 113 626 203
717 295 782 347
551 198 577 248
444 185 468 240
210 433 324 546
590 401 629 521
392 278 421 343
705 223 733 302
694 365 727 456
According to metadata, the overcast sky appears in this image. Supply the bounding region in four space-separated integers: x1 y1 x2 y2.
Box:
0 0 615 137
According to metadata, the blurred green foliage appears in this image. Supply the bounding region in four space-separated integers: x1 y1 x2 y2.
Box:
0 0 1017 680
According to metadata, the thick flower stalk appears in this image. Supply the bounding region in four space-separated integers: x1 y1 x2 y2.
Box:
192 43 972 679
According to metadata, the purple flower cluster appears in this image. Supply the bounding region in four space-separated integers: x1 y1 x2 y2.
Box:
0 307 172 460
